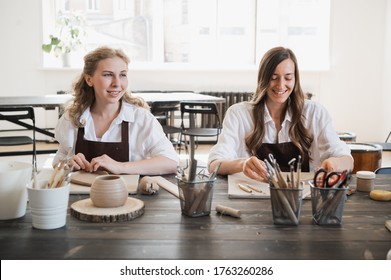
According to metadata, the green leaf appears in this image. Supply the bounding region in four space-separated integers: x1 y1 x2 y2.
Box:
50 36 61 45
70 28 79 38
42 44 52 53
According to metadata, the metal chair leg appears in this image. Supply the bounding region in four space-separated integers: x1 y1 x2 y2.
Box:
386 131 391 143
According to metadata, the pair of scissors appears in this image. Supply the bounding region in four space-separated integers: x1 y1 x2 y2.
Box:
334 170 351 188
314 168 342 188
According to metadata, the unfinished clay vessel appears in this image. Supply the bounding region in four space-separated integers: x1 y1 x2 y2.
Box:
90 175 127 208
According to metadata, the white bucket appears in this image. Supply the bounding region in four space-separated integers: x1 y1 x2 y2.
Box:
0 161 32 220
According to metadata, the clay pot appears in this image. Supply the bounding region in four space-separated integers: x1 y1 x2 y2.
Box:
90 175 128 208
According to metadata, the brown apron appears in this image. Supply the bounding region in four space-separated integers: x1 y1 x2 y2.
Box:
256 142 310 172
75 121 129 162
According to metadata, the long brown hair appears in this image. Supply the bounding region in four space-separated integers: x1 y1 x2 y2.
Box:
66 46 149 127
245 47 313 157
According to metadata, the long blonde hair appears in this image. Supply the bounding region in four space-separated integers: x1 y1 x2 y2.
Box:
245 47 313 157
66 46 149 127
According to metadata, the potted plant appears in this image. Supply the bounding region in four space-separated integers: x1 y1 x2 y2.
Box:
42 11 86 66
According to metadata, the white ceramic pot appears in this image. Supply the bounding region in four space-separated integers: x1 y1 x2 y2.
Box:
90 175 128 208
27 179 70 230
0 161 32 220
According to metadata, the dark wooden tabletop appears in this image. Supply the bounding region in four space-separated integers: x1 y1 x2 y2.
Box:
1 174 390 260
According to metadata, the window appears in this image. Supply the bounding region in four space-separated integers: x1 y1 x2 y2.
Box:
256 0 330 70
87 0 100 11
42 0 330 70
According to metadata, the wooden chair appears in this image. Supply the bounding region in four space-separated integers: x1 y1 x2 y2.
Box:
179 101 221 160
0 107 37 171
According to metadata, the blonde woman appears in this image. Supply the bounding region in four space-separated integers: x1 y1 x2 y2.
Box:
53 47 178 175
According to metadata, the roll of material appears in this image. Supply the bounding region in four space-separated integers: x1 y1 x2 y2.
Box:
138 176 180 199
138 176 160 195
386 221 391 260
216 204 241 218
386 220 391 232
369 190 391 201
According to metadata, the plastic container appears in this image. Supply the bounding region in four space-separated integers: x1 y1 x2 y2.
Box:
356 171 375 192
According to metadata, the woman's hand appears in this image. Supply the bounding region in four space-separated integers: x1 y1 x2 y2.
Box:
320 155 354 172
242 156 268 182
90 154 123 174
69 153 93 172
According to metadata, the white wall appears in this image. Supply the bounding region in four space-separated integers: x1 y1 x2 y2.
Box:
382 0 391 142
0 0 390 142
317 0 389 143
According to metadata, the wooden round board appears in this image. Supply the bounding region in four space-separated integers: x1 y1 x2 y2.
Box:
70 197 144 223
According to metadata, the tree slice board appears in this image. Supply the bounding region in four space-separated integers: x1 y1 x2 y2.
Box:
70 197 144 223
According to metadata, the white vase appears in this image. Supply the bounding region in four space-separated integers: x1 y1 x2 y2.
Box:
61 53 70 67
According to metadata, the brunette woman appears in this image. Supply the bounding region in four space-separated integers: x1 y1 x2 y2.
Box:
208 47 353 181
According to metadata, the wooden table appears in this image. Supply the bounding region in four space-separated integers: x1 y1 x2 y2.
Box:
0 92 225 109
0 92 225 138
1 175 390 260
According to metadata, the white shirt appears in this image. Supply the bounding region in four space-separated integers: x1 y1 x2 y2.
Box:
53 102 179 165
207 100 352 171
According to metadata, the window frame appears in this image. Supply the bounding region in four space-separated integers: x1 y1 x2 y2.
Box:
41 0 330 71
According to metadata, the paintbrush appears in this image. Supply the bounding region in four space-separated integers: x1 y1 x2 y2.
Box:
296 155 302 189
33 170 38 189
288 158 296 189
